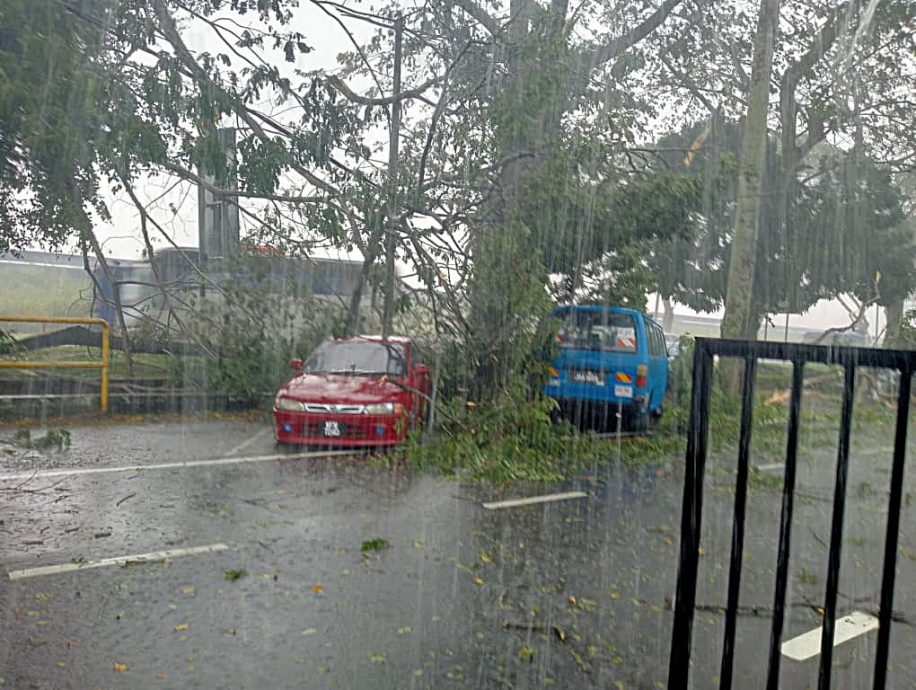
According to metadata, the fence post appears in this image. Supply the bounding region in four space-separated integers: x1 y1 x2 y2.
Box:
100 320 110 413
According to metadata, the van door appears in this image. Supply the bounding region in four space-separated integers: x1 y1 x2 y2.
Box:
549 308 641 405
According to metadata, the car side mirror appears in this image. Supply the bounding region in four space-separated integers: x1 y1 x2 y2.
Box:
414 364 429 377
289 358 304 372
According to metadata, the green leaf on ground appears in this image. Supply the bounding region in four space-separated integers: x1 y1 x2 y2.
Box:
361 538 390 553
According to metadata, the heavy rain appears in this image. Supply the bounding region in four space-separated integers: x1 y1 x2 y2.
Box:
1 0 915 688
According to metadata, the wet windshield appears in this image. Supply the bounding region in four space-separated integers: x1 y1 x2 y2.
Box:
305 340 406 376
2 0 916 687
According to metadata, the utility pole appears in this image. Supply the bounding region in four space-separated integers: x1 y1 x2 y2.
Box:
381 15 403 339
197 127 239 297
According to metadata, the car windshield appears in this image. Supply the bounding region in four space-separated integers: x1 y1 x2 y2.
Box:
558 310 638 353
304 340 406 376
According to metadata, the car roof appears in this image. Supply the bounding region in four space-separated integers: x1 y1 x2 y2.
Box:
333 335 413 345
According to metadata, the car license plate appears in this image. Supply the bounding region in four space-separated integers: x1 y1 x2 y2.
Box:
323 421 342 437
570 370 605 386
614 384 634 399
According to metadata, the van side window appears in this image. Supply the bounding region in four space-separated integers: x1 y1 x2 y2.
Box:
650 325 665 357
646 324 657 357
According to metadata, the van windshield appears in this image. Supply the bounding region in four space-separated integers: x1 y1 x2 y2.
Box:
558 310 638 353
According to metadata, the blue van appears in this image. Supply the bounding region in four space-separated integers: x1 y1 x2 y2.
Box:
544 305 669 429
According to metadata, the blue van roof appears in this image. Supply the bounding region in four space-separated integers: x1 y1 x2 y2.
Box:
555 304 638 312
552 304 664 328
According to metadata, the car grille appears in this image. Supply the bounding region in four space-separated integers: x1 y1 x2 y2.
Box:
303 403 364 414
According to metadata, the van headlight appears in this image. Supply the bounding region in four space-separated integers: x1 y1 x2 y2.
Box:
276 397 305 411
364 402 404 415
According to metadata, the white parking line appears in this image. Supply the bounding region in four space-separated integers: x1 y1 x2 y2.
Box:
755 463 785 473
224 428 272 456
482 491 588 510
7 543 229 580
0 449 354 482
781 611 879 661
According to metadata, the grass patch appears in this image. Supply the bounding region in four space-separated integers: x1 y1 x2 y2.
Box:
224 569 248 582
798 567 819 585
747 466 783 491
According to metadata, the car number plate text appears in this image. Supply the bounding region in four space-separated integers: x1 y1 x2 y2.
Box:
571 370 605 386
614 384 634 399
324 421 342 437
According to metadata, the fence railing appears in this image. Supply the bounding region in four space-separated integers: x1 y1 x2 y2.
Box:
0 316 110 412
668 338 915 690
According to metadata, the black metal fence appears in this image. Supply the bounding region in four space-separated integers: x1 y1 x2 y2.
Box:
667 338 915 690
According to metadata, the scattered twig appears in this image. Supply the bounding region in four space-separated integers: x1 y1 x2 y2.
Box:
811 528 830 549
116 493 137 507
502 620 546 632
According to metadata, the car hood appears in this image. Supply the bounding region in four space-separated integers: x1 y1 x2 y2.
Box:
279 373 407 405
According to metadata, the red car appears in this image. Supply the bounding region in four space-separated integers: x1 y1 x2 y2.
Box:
273 336 431 447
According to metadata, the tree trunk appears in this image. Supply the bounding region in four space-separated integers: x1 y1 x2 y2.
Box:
662 298 675 331
466 0 546 399
884 297 904 348
720 0 781 341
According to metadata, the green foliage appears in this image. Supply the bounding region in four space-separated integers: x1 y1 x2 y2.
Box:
649 120 915 324
798 567 819 586
165 256 343 404
896 310 916 349
0 0 366 254
360 538 390 553
405 385 599 483
0 0 110 249
15 428 71 450
0 328 22 356
657 336 696 433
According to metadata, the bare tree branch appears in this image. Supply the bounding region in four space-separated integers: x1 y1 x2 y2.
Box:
588 0 685 67
451 0 501 35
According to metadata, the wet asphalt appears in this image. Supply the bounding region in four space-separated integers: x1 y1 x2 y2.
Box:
0 412 915 689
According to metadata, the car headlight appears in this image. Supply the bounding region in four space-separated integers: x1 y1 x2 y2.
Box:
276 397 305 411
364 402 404 415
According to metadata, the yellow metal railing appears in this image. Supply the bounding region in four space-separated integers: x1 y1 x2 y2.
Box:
0 316 110 412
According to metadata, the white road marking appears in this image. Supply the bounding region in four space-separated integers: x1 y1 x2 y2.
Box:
781 611 879 661
224 428 272 456
8 543 229 580
755 463 785 472
0 449 354 482
482 491 588 510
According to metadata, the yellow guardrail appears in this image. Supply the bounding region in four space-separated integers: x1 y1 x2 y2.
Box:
0 316 110 412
